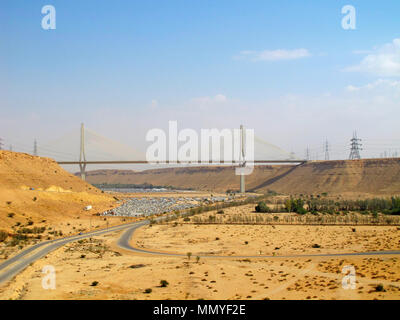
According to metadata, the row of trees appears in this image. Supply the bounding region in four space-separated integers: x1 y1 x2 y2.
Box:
255 196 400 215
191 213 400 226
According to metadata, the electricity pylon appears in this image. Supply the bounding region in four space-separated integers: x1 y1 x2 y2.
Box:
349 131 362 160
324 139 330 160
33 139 38 156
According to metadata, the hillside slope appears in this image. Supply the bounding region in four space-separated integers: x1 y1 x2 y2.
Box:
0 151 116 231
84 165 293 192
83 158 400 196
257 159 400 195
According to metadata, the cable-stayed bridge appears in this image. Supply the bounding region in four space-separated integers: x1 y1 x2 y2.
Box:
5 123 400 191
4 124 305 192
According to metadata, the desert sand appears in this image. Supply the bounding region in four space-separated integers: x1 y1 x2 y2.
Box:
0 225 399 300
1 151 400 300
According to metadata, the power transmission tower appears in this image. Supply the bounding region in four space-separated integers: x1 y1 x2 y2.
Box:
349 131 362 160
33 139 38 156
9 145 12 151
0 138 3 150
324 139 330 160
305 147 310 161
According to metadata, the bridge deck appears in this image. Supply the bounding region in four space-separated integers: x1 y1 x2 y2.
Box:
57 160 307 165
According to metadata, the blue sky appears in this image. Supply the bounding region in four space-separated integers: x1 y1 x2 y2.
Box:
1 0 400 161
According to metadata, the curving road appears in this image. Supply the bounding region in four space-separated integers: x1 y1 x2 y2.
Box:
1 219 400 285
0 221 144 284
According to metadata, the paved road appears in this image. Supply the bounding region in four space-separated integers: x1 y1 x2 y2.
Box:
0 221 144 284
2 219 400 285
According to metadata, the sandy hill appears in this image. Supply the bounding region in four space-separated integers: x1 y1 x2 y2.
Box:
83 166 292 192
83 158 400 196
0 151 116 231
253 158 400 196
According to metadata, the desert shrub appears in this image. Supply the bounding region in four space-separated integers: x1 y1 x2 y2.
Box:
0 230 8 242
7 213 15 218
14 234 28 241
312 244 321 248
8 236 26 247
183 217 190 222
217 209 224 214
18 226 46 234
187 252 192 260
90 281 99 286
144 288 152 294
160 280 169 287
376 284 385 292
255 201 271 213
17 228 32 234
196 207 204 214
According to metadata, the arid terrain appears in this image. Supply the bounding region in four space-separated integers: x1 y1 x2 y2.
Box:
1 220 399 300
1 151 400 300
82 158 400 196
0 151 119 233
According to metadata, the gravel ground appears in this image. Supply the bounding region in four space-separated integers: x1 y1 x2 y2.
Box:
100 196 233 217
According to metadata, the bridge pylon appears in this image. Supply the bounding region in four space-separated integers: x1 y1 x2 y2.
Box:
239 124 246 194
79 123 87 181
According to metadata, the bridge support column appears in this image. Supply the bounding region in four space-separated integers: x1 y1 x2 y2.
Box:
79 163 86 181
79 123 87 181
240 174 245 194
239 124 246 194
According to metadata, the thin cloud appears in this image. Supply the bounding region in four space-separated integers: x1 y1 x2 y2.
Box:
346 79 400 92
345 38 400 77
190 94 228 105
236 48 311 61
